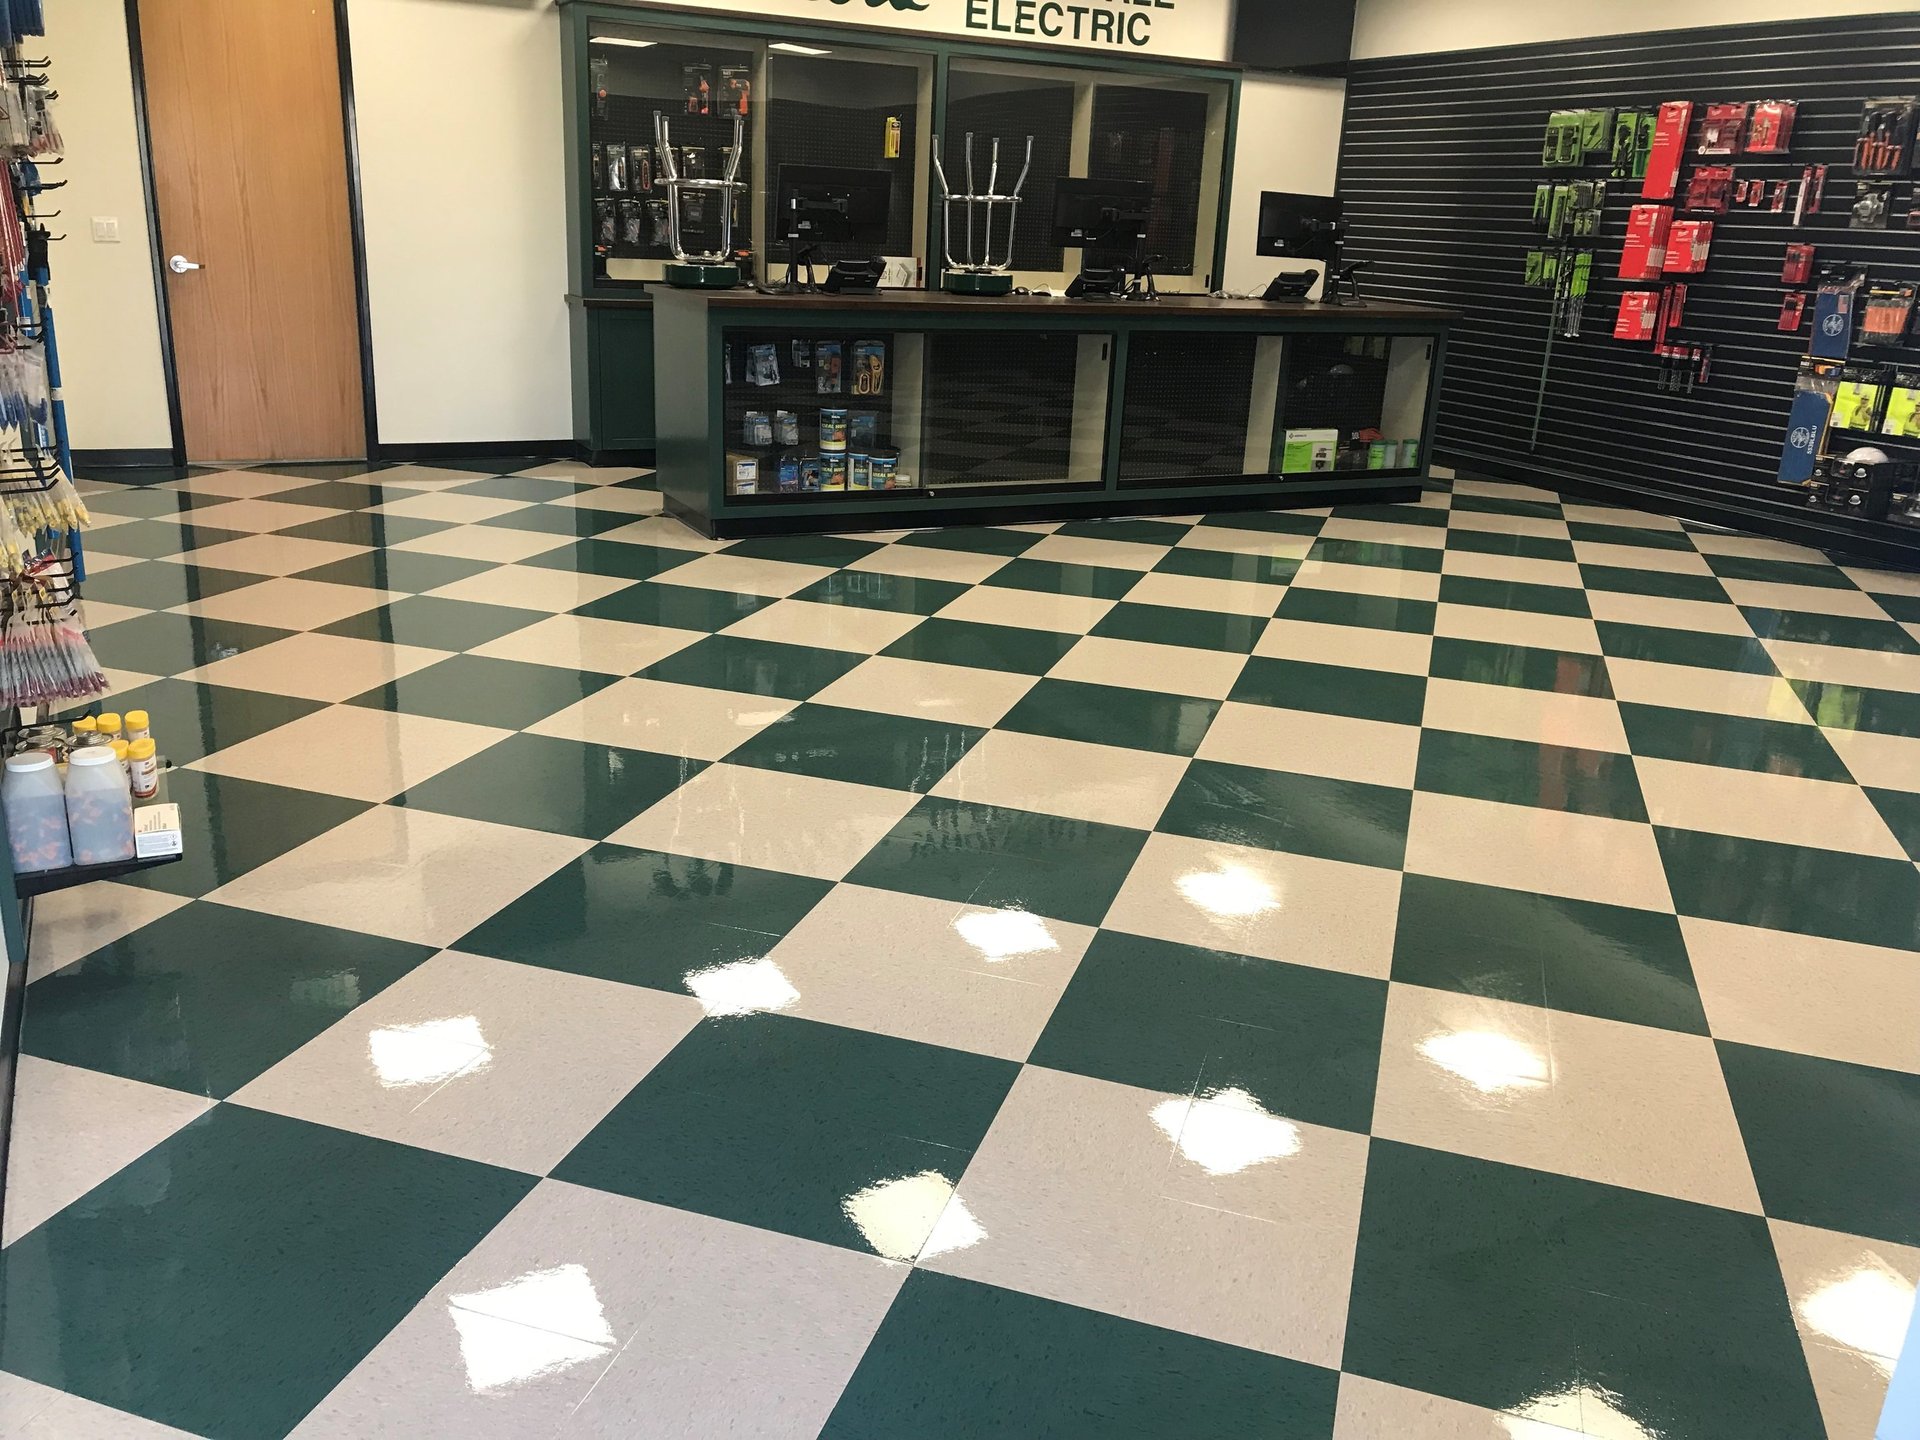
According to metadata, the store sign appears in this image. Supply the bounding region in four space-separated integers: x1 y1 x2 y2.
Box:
656 0 1233 61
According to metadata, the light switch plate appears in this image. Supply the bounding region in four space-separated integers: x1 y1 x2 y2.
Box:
90 216 120 243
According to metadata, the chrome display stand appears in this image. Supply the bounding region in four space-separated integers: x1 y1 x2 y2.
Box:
933 131 1032 296
655 110 746 289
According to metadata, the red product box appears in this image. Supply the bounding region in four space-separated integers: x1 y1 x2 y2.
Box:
1664 219 1714 274
1643 100 1694 200
1619 204 1673 280
1615 291 1660 341
1749 99 1798 155
1698 102 1748 155
1782 243 1816 285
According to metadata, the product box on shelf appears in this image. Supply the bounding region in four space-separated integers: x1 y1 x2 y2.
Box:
1697 102 1748 155
1778 359 1842 485
1811 283 1860 362
1619 204 1672 280
1642 101 1694 201
1281 429 1338 473
1832 367 1890 433
1662 220 1714 274
1747 99 1798 155
1613 291 1659 341
1885 370 1920 439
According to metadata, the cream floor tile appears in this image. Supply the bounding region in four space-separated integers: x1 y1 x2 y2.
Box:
1333 1375 1587 1440
79 598 149 630
1421 677 1629 753
363 464 490 489
166 468 313 499
1762 638 1920 695
1255 616 1432 676
1690 531 1832 563
1432 602 1602 655
180 496 342 534
393 524 573 563
527 677 793 758
720 597 923 654
1823 725 1920 792
182 631 451 702
1049 634 1246 700
1287 558 1442 602
102 667 163 696
809 655 1038 728
1018 532 1171 570
169 533 370 577
1123 570 1285 618
596 515 729 551
1570 538 1716 574
844 543 1010 584
1404 791 1672 912
2 1057 214 1247
470 614 702 675
1636 756 1905 858
516 459 651 484
425 563 635 614
1173 525 1317 559
294 1180 902 1440
1682 917 1920 1073
1843 565 1920 598
1103 831 1401 979
371 491 531 524
1440 548 1583 589
1196 700 1421 788
233 951 702 1174
1722 578 1889 620
608 762 918 881
937 584 1114 634
1772 1218 1918 1440
925 1065 1370 1367
1799 1340 1899 1440
1372 985 1761 1211
1443 509 1571 542
0 1371 203 1438
1605 657 1813 723
189 704 509 802
1586 588 1755 636
81 550 141 575
550 485 663 515
1454 478 1557 503
655 552 837 599
1319 515 1449 548
173 576 399 630
1561 501 1683 530
209 805 590 948
26 881 188 983
762 885 1093 1060
932 729 1188 830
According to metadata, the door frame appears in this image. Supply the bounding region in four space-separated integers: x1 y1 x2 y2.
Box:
125 0 381 467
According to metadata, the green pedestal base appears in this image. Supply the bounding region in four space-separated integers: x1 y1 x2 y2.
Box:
665 262 741 289
943 271 1014 296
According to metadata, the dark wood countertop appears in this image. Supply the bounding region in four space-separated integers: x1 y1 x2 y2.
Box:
580 288 1456 322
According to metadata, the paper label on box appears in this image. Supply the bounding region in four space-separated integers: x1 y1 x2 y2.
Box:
134 803 183 858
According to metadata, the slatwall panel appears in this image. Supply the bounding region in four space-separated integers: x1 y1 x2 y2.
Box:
1338 15 1920 559
945 85 1077 272
1088 85 1210 274
765 100 919 263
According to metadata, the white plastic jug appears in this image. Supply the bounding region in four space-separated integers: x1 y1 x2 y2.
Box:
65 746 134 866
4 751 71 873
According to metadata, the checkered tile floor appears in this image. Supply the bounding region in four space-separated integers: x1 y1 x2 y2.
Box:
4 460 1918 1438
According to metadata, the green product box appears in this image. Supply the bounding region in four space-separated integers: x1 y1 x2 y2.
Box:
1577 108 1613 155
1401 441 1421 470
1282 428 1339 474
1524 251 1546 286
1368 441 1391 469
1533 184 1552 228
1884 373 1920 439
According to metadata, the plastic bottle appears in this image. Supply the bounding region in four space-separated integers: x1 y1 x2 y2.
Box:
128 738 159 800
96 712 123 747
65 747 134 865
4 752 71 873
111 739 130 778
125 709 151 744
70 715 97 741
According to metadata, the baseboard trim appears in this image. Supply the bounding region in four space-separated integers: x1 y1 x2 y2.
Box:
371 439 575 463
72 447 177 469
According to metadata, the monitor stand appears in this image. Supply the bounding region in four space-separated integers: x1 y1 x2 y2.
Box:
1322 260 1371 306
765 240 820 294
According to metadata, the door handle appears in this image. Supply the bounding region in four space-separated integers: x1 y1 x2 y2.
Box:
168 254 201 274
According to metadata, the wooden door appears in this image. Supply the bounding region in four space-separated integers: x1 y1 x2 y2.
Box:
138 0 365 462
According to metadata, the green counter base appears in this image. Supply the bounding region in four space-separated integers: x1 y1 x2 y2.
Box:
943 271 1014 296
665 262 741 289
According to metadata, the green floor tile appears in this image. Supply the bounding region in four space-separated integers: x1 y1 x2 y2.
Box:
522 538 703 581
984 557 1142 601
1619 702 1851 782
1427 636 1613 697
1867 787 1920 860
449 472 586 503
794 569 971 614
395 733 703 838
725 703 984 792
276 511 450 548
1598 621 1780 674
316 595 539 651
1565 520 1698 550
1331 501 1448 527
457 842 830 990
75 560 265 611
824 1270 1338 1439
86 520 199 559
292 549 492 593
264 462 393 484
1029 930 1385 1132
80 679 323 765
1152 547 1300 585
1741 605 1920 654
1654 827 1920 951
0 1106 533 1440
1718 1041 1920 1246
1579 563 1731 602
88 612 293 677
349 653 614 728
1704 553 1854 589
1090 601 1264 652
639 633 866 700
881 618 1080 675
846 794 1148 926
1416 728 1646 821
1450 492 1563 521
1445 527 1576 562
1307 536 1445 573
1054 516 1192 545
723 533 886 568
478 503 635 537
1872 591 1920 625
1230 656 1426 725
1791 679 1920 737
121 770 369 898
267 478 391 508
895 526 1038 557
84 486 195 519
999 677 1221 756
1343 1141 1823 1440
1160 759 1409 868
1199 508 1327 536
22 901 431 1097
1391 873 1706 1032
1275 585 1436 634
1439 573 1590 617
575 579 779 631
554 1013 1017 1254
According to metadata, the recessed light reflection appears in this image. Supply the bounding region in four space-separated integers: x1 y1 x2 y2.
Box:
1151 1087 1301 1176
367 1014 489 1089
842 1171 982 1262
448 1264 614 1395
684 957 800 1017
1510 1383 1654 1439
1801 1263 1915 1366
953 908 1059 961
1418 1028 1548 1094
1176 863 1278 918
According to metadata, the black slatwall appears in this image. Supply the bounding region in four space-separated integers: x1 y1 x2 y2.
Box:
1338 15 1920 559
945 85 1077 271
765 100 919 263
1089 85 1210 275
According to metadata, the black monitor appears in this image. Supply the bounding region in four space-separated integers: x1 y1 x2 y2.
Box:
1257 192 1345 264
1051 177 1153 250
774 164 892 246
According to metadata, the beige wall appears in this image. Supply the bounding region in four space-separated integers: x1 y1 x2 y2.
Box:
1221 73 1347 296
1352 0 1920 59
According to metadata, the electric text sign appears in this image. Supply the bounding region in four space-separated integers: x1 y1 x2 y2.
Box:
667 0 1226 60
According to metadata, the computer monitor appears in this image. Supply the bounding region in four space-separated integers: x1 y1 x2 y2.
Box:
1050 177 1153 250
774 164 892 246
1257 192 1345 264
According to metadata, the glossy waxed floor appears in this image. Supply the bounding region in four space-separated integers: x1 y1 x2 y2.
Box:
4 461 1919 1439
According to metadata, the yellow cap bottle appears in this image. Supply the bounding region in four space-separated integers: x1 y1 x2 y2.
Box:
128 737 159 799
96 712 123 742
125 709 151 743
71 715 97 735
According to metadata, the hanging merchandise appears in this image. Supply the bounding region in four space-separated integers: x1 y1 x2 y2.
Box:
1853 98 1917 177
1681 166 1733 214
1747 99 1798 155
1833 367 1890 432
1697 103 1747 156
1778 360 1843 484
1851 182 1892 230
1884 370 1920 441
1641 101 1693 201
1860 284 1918 347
